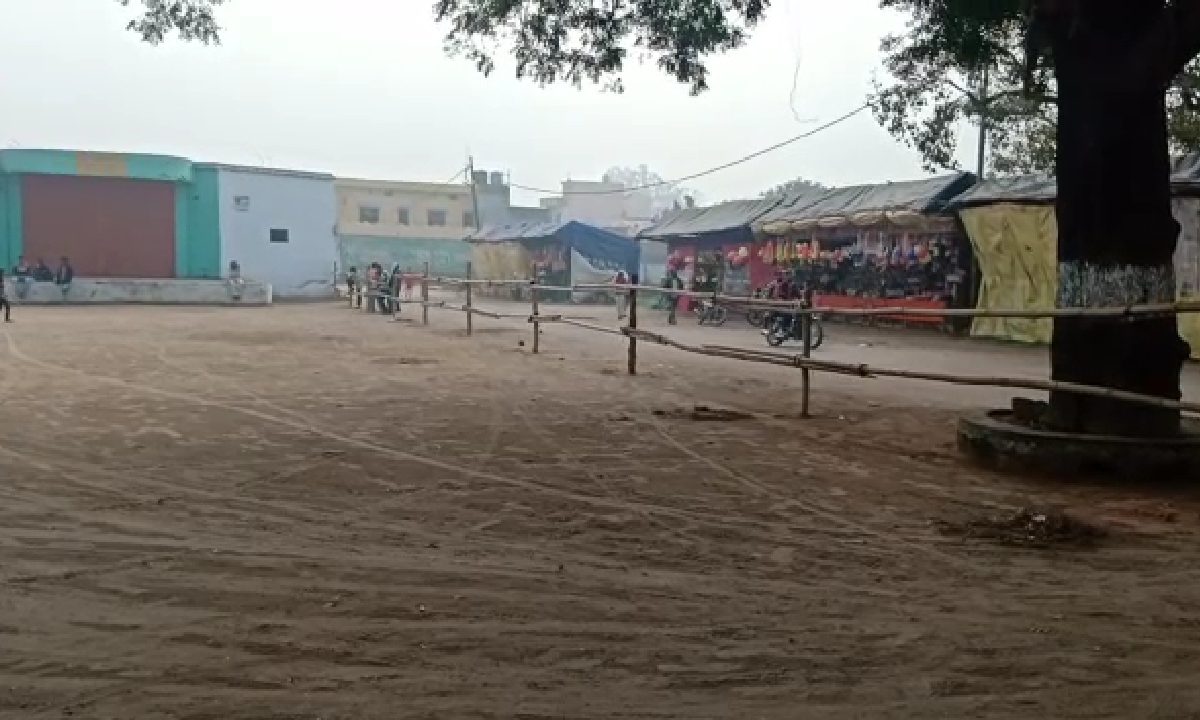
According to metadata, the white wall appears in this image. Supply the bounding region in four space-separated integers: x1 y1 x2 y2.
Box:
218 168 338 297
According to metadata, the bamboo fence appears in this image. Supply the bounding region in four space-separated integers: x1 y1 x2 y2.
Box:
345 273 1200 418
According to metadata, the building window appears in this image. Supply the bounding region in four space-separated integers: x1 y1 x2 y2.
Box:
462 211 476 228
359 205 380 224
427 209 447 227
398 208 410 225
233 195 250 212
269 228 290 243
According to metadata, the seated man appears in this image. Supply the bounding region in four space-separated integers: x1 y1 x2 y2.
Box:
33 258 53 282
11 256 31 300
227 261 245 301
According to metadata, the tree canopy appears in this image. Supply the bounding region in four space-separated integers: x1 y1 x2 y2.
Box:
601 165 696 214
761 176 826 199
873 0 1200 175
432 0 767 94
119 0 224 45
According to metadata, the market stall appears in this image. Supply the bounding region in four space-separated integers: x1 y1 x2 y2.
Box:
468 220 639 302
951 167 1200 357
753 173 978 328
639 195 806 310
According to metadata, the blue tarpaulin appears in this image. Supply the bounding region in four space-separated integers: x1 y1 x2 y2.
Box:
468 220 639 272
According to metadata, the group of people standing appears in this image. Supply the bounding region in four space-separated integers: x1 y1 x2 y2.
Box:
0 255 76 322
346 263 417 314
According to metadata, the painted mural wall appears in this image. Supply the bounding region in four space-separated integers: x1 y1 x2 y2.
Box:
337 235 470 278
217 167 338 297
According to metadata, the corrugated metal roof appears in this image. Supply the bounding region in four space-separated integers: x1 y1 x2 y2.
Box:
756 173 975 234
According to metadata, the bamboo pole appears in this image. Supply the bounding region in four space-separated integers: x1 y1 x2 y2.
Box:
421 262 430 326
555 317 625 336
465 261 473 336
627 277 638 376
608 326 1200 415
699 344 1200 416
530 270 540 355
570 282 1200 319
801 311 813 419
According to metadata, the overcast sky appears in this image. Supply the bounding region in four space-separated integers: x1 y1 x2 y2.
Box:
1 0 980 206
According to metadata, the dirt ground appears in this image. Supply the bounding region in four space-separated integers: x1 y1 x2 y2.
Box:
2 300 1200 719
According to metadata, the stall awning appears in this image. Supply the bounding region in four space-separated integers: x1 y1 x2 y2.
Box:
638 196 789 248
951 159 1200 207
468 220 639 272
756 173 976 236
948 175 1057 208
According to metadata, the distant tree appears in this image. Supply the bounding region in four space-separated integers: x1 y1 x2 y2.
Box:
761 177 827 199
118 0 224 44
871 4 1200 176
602 165 697 215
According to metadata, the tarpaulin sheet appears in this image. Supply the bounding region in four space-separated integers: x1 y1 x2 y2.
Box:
953 161 1200 206
471 242 532 282
959 205 1058 344
757 173 975 234
638 196 787 248
468 220 638 272
959 201 1200 357
949 175 1057 208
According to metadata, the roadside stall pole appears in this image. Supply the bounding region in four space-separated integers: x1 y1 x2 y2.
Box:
421 262 430 326
627 276 638 376
465 261 474 336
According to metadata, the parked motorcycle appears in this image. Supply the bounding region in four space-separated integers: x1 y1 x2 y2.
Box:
694 299 728 326
745 288 769 328
763 311 824 349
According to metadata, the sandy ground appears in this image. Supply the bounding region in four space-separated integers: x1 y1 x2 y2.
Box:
2 300 1200 719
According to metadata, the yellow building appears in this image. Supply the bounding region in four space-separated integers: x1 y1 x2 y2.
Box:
334 177 482 276
335 177 477 241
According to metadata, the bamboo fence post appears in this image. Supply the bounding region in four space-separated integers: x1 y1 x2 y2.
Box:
801 304 813 419
531 270 540 355
465 261 473 336
627 276 638 375
421 262 430 326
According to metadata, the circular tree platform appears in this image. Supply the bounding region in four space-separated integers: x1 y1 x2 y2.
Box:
958 409 1200 480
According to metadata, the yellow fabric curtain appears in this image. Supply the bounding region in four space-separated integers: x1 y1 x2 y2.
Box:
961 200 1200 358
960 204 1057 344
471 243 532 282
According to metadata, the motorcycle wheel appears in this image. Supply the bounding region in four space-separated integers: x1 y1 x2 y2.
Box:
712 306 728 326
808 319 824 350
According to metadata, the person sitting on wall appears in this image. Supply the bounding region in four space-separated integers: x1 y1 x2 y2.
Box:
11 256 31 301
227 260 245 301
0 271 13 323
33 258 53 282
55 256 74 302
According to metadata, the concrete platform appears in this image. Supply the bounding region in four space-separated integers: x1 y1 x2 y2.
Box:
6 278 272 306
958 409 1200 480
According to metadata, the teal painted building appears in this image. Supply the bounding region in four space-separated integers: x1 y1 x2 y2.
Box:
0 149 222 278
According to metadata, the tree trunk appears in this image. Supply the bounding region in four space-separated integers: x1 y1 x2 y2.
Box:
1048 0 1192 437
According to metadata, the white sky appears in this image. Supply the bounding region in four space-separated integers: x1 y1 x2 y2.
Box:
0 0 980 206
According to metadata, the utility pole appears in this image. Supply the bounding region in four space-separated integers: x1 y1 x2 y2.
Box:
467 155 482 230
975 63 989 179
